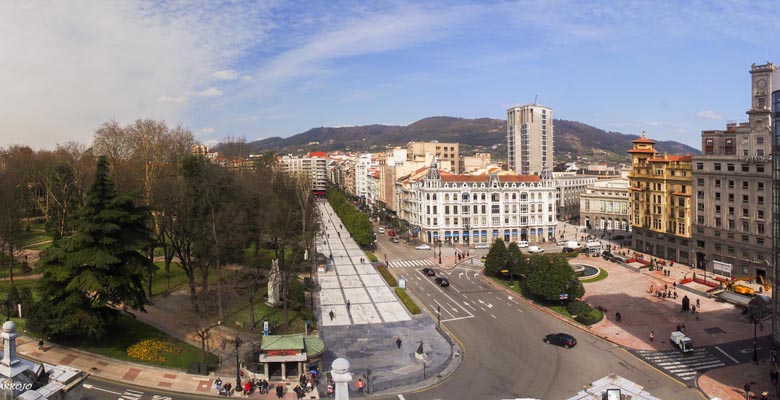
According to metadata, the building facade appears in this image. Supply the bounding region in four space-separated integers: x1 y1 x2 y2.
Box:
507 104 554 175
627 134 693 265
769 62 780 347
397 162 557 245
553 172 597 223
692 63 775 281
278 152 329 195
407 141 460 174
579 178 631 232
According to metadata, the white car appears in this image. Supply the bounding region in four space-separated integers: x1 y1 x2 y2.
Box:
378 227 385 234
415 244 431 250
527 246 544 254
474 243 490 249
518 241 529 248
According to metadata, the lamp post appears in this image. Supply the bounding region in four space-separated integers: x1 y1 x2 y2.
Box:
465 224 471 246
222 331 246 390
438 241 442 264
507 258 515 288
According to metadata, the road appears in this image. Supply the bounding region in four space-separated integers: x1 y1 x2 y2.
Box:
82 376 196 400
375 233 702 399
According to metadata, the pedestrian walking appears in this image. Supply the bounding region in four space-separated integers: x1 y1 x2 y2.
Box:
761 390 768 400
329 310 335 320
650 331 654 342
396 337 402 349
696 310 700 320
744 383 751 400
674 291 678 299
276 384 284 399
696 298 701 308
347 300 351 311
38 338 44 351
673 282 676 289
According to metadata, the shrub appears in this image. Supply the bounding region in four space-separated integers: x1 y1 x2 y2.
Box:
365 252 378 262
394 288 421 314
377 265 397 287
567 301 603 325
127 339 181 363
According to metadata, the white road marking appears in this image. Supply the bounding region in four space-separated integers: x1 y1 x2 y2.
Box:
714 346 740 364
440 315 475 322
517 309 523 313
398 395 406 400
463 301 477 310
459 272 464 279
490 314 497 318
82 385 122 395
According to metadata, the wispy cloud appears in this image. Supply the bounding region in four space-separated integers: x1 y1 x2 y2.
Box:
0 1 276 148
197 87 223 97
158 95 189 104
213 69 239 80
696 110 723 120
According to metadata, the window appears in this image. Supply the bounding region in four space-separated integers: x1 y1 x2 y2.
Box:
727 246 735 255
697 178 704 186
698 216 705 224
715 205 721 214
705 139 714 154
433 206 437 213
758 223 765 234
757 136 765 144
715 193 721 201
445 217 450 225
742 208 749 217
757 165 765 173
728 180 734 189
727 163 735 171
715 217 721 227
697 191 704 199
697 203 704 211
696 240 705 248
491 205 500 214
728 220 735 229
728 193 734 202
758 196 764 205
715 179 721 188
743 182 749 190
491 193 499 202
714 243 721 252
758 182 765 191
742 221 749 232
742 164 749 172
481 205 486 214
714 163 721 171
724 139 735 155
696 162 704 170
757 238 765 245
445 206 450 214
729 207 734 215
742 195 748 204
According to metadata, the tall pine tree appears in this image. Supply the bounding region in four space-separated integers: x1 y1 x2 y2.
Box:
29 156 154 339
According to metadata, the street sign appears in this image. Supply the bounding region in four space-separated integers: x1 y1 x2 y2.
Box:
399 278 406 289
263 320 269 336
559 293 569 300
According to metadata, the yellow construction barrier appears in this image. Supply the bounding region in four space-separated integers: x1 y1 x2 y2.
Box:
733 285 755 296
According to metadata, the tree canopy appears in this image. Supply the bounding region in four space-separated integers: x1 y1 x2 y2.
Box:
483 238 507 276
525 255 584 302
29 156 155 339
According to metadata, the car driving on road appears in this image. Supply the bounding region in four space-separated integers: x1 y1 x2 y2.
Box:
543 333 577 348
474 243 489 249
415 244 431 250
422 267 436 276
434 277 449 287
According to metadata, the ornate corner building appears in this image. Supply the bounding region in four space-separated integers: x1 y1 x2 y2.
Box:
627 133 693 265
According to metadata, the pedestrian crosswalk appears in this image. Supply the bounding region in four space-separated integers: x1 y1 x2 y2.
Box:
387 259 437 268
633 348 729 383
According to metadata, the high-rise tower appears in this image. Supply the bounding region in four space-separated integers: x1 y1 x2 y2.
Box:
507 104 553 175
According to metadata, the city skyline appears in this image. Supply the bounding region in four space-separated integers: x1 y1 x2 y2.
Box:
0 1 776 149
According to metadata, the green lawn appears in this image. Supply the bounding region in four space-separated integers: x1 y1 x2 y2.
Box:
0 263 31 279
581 268 608 283
16 230 52 248
149 262 192 297
58 314 219 371
0 280 41 301
26 241 52 251
221 286 312 334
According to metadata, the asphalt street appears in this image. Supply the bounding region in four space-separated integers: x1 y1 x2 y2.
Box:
81 376 189 400
375 233 703 400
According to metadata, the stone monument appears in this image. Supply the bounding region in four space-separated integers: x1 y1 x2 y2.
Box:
267 259 281 306
331 358 353 400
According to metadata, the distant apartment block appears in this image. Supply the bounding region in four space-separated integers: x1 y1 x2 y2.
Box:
692 62 775 281
407 141 460 173
462 152 492 174
627 134 693 265
278 152 329 195
507 104 554 175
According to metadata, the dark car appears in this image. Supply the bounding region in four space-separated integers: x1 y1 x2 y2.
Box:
434 277 449 287
601 251 614 261
562 247 576 253
543 333 577 348
422 267 436 276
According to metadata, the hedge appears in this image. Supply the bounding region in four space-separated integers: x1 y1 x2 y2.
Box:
394 288 421 315
567 300 603 325
377 265 397 287
365 252 378 263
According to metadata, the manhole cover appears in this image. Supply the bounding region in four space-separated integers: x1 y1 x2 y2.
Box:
704 327 726 334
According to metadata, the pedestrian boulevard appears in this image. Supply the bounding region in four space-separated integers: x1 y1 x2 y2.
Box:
633 348 730 384
315 201 412 327
387 258 436 268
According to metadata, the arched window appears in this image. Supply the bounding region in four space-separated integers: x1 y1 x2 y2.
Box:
445 193 449 201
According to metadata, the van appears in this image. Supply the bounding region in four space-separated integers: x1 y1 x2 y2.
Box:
518 241 529 248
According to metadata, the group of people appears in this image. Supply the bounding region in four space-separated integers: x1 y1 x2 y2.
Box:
213 377 272 397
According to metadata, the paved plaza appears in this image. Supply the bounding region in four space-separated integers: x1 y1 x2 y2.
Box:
315 201 411 328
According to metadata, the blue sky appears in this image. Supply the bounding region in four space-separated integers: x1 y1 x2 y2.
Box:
0 1 776 149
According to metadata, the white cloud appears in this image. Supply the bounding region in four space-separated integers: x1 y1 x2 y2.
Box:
197 87 223 97
157 95 189 104
696 110 722 120
213 69 238 80
201 139 220 148
242 75 254 82
0 1 275 149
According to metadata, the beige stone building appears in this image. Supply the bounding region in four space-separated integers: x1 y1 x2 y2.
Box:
579 178 631 232
691 62 775 280
407 141 460 173
507 104 554 175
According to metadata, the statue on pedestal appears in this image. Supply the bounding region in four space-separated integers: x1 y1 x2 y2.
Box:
267 259 281 306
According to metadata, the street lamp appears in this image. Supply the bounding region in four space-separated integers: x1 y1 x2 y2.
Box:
222 331 246 390
465 224 471 246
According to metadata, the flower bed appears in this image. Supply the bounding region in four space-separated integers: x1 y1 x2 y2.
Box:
127 339 181 363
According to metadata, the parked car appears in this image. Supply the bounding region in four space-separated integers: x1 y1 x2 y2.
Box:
543 333 577 348
434 277 450 287
422 267 436 276
562 247 577 253
415 244 431 250
474 243 490 249
557 240 568 246
390 237 400 243
527 246 544 254
601 251 614 261
378 227 385 234
518 241 529 248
